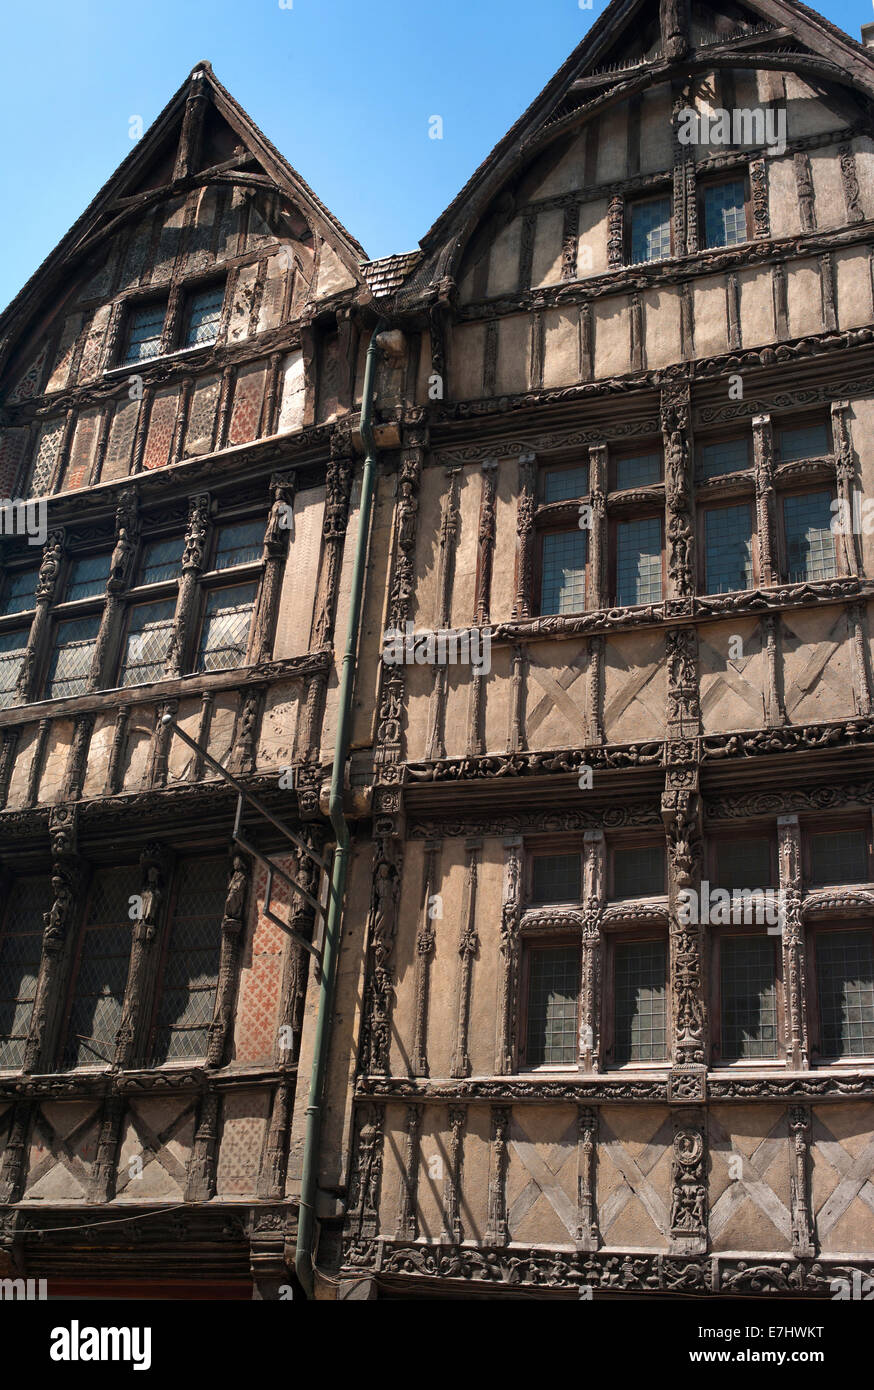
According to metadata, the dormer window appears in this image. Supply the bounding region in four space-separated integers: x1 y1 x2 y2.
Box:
118 279 226 367
182 283 225 348
121 300 167 366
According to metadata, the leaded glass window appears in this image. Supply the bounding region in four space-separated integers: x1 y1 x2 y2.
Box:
67 553 112 602
531 853 582 904
45 615 101 699
213 520 263 571
64 869 136 1068
700 437 750 478
783 492 837 583
540 530 586 615
778 423 829 462
810 830 869 886
816 930 874 1058
0 631 28 709
614 940 668 1063
2 568 38 615
118 599 176 687
140 536 183 586
613 845 665 899
182 285 225 348
704 503 754 594
0 883 47 1070
703 180 746 248
616 453 661 490
616 517 662 605
122 301 167 366
720 936 779 1061
630 198 671 263
152 858 226 1063
525 946 580 1065
716 838 773 892
196 582 257 672
543 466 588 504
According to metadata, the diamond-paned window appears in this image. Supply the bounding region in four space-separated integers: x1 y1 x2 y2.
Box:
45 615 101 699
64 869 137 1069
0 631 28 710
2 568 38 615
118 599 176 687
783 491 837 583
543 466 589 503
139 537 183 586
67 553 112 602
630 198 672 263
540 530 586 615
810 830 869 886
720 936 779 1061
614 940 668 1063
704 503 754 594
816 930 874 1058
182 285 225 348
0 883 47 1070
213 521 263 571
703 180 746 248
152 858 226 1063
616 517 662 605
525 946 580 1065
196 582 257 672
616 454 661 490
122 301 167 366
700 437 750 478
531 853 582 904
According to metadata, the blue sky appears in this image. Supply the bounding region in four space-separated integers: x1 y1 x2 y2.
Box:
0 0 866 312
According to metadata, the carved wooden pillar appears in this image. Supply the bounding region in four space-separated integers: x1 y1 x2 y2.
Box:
588 444 607 609
374 428 425 773
87 1095 124 1205
425 467 461 761
669 1108 707 1255
663 789 707 1070
794 151 816 232
170 377 194 464
346 1103 385 1247
412 840 441 1077
606 194 624 269
507 644 527 752
363 832 402 1077
23 806 85 1074
230 685 264 775
206 851 251 1068
666 627 700 741
311 425 353 649
395 1104 422 1240
114 842 170 1069
15 529 64 703
62 713 94 802
149 696 178 788
511 452 536 620
661 383 694 601
762 613 786 727
752 414 778 586
257 1078 293 1201
839 144 864 224
0 1099 33 1202
587 635 605 744
251 472 295 664
749 156 770 238
105 706 130 794
474 459 498 625
788 1105 816 1257
441 1106 466 1243
167 493 211 678
496 835 523 1075
848 602 873 716
777 815 810 1071
450 838 481 1078
24 718 50 809
90 489 138 690
831 401 861 576
173 67 208 180
185 1089 220 1202
580 830 604 1073
0 728 19 808
576 1105 600 1250
772 261 789 341
277 830 324 1064
485 1105 511 1246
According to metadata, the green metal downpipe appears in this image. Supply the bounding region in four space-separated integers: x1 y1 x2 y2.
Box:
295 319 385 1298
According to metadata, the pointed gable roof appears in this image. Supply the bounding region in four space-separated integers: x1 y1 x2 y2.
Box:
0 61 366 352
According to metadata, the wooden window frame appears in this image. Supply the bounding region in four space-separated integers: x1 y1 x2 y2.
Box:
707 829 779 891
607 835 668 900
609 509 666 608
118 295 170 369
695 431 753 484
602 924 670 1069
526 842 585 907
518 932 582 1070
710 926 786 1066
697 172 752 250
802 817 873 889
534 522 589 619
698 494 760 596
625 192 674 266
806 920 874 1064
775 481 841 583
609 445 664 494
772 413 833 465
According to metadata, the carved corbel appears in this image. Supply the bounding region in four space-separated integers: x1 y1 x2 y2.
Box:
206 850 251 1068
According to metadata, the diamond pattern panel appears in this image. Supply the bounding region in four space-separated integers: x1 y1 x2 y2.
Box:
234 858 293 1064
142 389 179 470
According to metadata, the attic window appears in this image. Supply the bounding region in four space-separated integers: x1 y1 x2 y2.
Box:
122 300 168 365
182 283 225 348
